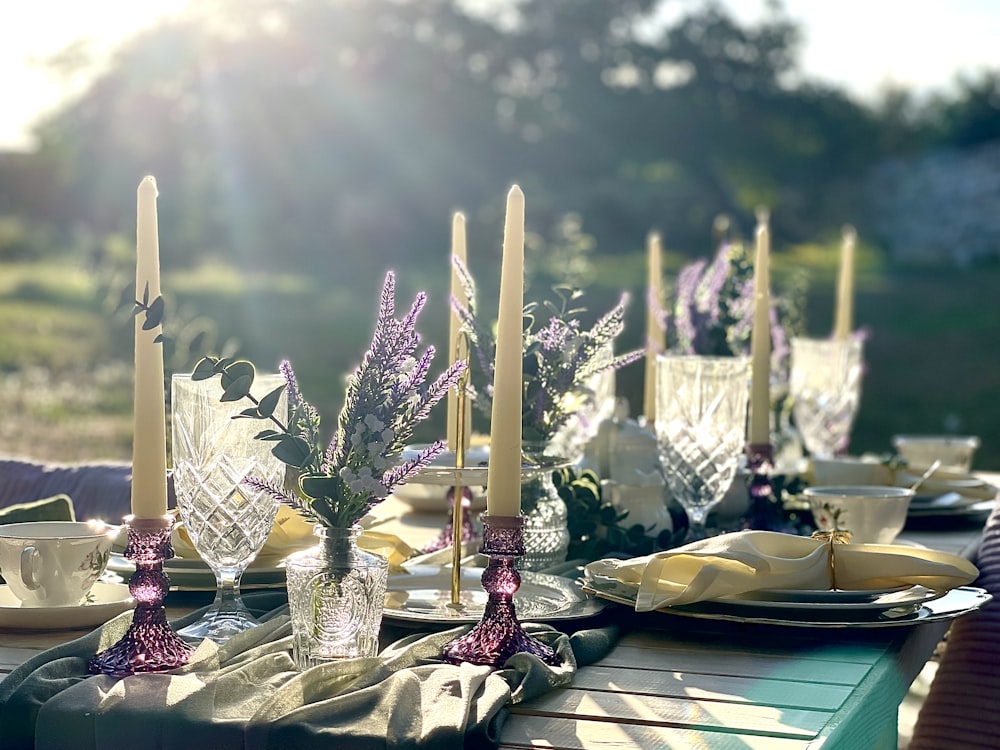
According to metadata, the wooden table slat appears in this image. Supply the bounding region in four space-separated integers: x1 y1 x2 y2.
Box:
510 686 830 739
499 714 813 749
597 644 876 686
620 630 889 664
571 664 852 711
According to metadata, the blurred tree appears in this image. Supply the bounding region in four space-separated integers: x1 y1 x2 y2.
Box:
15 0 923 275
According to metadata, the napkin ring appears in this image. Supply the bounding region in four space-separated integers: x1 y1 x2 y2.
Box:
811 529 853 590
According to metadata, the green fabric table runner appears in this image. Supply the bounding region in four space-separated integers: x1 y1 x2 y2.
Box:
0 590 616 750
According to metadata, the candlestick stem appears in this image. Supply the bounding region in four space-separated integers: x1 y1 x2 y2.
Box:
89 515 194 677
442 515 557 667
744 443 782 531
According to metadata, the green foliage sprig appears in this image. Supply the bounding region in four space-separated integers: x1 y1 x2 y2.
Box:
555 468 678 560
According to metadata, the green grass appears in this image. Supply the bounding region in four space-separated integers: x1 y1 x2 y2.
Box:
0 253 997 471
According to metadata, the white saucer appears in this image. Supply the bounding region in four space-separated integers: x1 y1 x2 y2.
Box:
0 582 135 631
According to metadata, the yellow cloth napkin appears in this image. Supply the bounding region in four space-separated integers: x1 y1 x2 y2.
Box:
585 530 979 612
171 505 415 569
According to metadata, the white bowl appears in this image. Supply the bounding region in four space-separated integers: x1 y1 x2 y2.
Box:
811 457 893 487
892 435 979 473
803 485 914 545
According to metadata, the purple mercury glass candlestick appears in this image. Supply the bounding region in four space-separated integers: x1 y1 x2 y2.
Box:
89 515 194 677
744 442 781 531
441 514 558 667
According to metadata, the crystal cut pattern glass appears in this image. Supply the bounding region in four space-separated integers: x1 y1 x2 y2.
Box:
789 337 864 459
655 355 749 541
519 451 572 571
285 525 389 668
171 374 286 643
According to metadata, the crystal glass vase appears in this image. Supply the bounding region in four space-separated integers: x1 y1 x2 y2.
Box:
520 453 571 571
285 525 389 669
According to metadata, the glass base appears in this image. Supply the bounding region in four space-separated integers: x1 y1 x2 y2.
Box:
178 608 260 644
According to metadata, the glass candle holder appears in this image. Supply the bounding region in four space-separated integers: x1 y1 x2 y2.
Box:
88 515 194 677
441 514 558 667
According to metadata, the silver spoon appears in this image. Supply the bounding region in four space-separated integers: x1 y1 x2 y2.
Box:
910 459 943 493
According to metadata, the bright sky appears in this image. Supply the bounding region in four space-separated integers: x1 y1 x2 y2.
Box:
2 0 999 151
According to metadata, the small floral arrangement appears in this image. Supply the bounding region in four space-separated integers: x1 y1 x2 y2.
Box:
452 258 643 445
193 271 466 529
666 240 807 381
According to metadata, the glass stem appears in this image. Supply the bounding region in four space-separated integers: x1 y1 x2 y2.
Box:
211 568 252 622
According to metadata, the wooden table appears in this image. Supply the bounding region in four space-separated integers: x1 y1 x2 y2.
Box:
1 478 993 750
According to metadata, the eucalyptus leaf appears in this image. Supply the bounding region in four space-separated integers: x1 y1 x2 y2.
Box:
257 384 285 418
220 361 255 392
254 429 284 441
272 435 312 467
221 374 253 402
191 358 218 381
235 407 261 418
143 296 165 329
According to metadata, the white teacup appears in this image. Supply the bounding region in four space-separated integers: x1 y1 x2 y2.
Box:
803 486 914 545
892 435 980 474
0 520 118 607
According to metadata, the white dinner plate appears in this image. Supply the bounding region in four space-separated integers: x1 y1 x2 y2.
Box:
383 564 607 623
581 576 990 628
720 584 944 611
0 582 135 631
107 553 287 591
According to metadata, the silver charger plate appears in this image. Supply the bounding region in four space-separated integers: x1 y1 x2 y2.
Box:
383 564 608 623
581 577 991 628
907 499 995 520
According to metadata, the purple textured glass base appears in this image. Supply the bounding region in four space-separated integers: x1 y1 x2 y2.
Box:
422 486 479 554
89 515 194 677
743 443 782 531
441 515 557 667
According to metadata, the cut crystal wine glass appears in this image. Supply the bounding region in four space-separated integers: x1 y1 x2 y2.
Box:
789 337 864 459
655 355 749 541
171 373 285 643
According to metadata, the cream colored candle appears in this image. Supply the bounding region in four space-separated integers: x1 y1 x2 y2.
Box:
446 211 472 453
486 186 525 517
833 225 856 341
643 232 664 426
748 214 771 445
131 176 169 518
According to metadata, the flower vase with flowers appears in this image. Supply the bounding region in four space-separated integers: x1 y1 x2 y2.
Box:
194 271 465 667
453 259 642 568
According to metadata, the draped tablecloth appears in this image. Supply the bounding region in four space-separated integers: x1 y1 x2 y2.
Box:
0 592 616 750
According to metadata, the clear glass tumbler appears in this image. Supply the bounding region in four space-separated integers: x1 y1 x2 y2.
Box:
655 355 749 541
171 373 286 643
789 337 864 459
